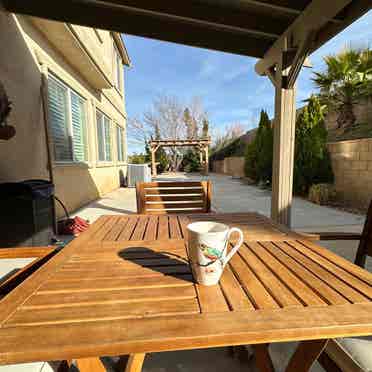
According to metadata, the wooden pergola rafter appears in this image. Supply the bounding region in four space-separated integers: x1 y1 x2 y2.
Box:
149 138 211 177
2 0 371 227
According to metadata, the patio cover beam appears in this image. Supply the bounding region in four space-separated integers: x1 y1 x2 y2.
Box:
255 0 364 75
0 0 359 59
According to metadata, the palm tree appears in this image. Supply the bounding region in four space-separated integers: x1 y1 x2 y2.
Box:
312 48 372 130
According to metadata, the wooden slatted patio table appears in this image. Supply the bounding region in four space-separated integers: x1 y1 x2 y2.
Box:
1 213 372 372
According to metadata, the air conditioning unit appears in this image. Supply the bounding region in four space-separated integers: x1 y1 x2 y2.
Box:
127 164 151 187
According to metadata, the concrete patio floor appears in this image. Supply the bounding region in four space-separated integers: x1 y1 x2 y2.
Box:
1 172 369 372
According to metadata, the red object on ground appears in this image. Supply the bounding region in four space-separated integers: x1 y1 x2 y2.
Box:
58 216 90 236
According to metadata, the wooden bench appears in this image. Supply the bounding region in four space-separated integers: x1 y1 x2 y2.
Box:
136 181 212 214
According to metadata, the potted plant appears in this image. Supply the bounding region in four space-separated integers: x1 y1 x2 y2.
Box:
0 81 16 140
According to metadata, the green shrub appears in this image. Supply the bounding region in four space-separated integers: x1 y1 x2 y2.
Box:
244 141 258 181
129 153 148 164
244 110 273 183
181 150 201 172
308 183 336 205
293 96 334 194
244 97 333 194
156 147 168 173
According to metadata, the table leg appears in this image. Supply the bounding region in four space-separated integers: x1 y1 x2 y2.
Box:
56 360 72 372
253 344 275 372
285 340 329 372
76 357 106 372
124 354 146 372
116 356 129 371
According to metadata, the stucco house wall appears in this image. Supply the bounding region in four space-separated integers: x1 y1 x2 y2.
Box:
0 12 129 216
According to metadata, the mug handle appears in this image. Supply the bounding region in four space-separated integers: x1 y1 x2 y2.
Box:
223 227 244 266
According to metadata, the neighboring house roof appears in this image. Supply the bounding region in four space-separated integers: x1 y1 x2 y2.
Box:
112 32 131 66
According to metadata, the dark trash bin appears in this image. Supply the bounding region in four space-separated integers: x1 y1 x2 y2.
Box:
0 179 55 247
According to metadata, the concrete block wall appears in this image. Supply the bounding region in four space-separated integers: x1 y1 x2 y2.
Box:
211 157 245 178
211 140 372 210
212 160 225 174
328 138 372 210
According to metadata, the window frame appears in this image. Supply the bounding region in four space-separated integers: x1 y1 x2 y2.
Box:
116 124 125 163
47 73 88 164
96 109 113 163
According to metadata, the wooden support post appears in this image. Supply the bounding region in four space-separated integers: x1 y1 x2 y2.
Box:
199 148 203 165
151 146 157 177
271 43 297 227
204 145 209 175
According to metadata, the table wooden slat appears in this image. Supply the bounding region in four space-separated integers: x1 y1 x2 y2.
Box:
116 216 139 241
169 215 182 239
158 215 170 239
143 215 158 240
196 284 230 313
38 275 194 293
249 242 328 306
52 264 191 281
92 216 119 240
22 286 197 309
239 244 303 308
261 242 349 306
103 217 129 241
289 240 372 298
299 239 372 286
130 216 149 241
229 252 279 310
219 265 255 310
6 298 200 326
277 242 369 303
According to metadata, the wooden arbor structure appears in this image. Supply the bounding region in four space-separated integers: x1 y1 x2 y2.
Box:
3 0 371 227
149 138 211 177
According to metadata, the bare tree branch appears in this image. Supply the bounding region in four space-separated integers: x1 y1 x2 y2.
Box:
128 94 209 171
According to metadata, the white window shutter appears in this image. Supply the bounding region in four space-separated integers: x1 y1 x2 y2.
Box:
47 76 72 161
96 111 105 161
70 92 86 162
104 117 112 161
117 126 124 162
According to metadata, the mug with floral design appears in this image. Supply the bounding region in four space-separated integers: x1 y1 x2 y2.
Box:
187 221 244 286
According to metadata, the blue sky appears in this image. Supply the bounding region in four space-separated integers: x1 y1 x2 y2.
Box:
123 10 372 154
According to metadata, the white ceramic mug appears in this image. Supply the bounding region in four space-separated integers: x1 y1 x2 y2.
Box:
187 221 244 286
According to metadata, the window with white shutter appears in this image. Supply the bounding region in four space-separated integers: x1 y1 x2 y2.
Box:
47 76 72 161
96 110 112 162
117 125 125 162
70 91 87 162
47 74 87 163
96 111 105 161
